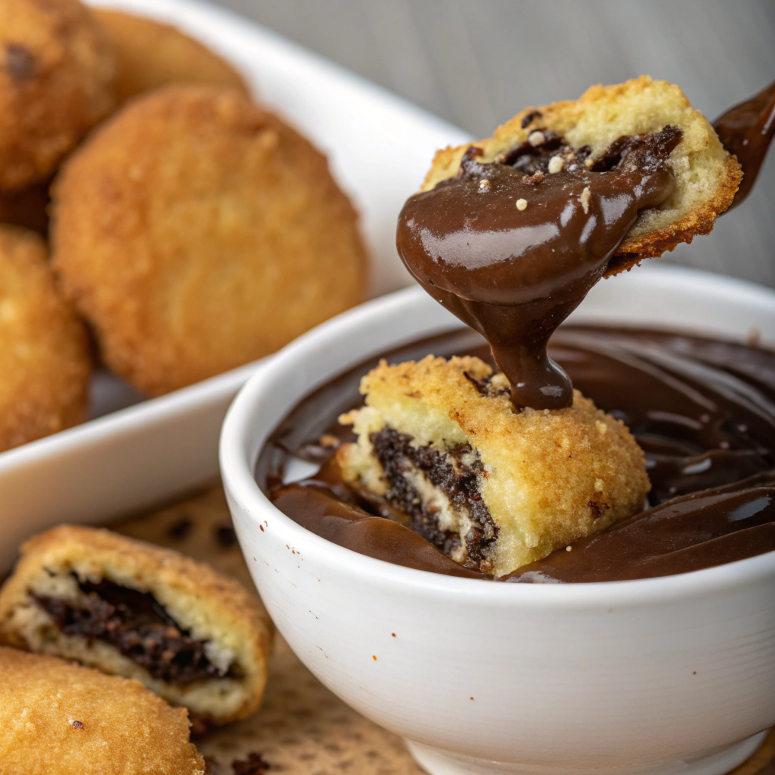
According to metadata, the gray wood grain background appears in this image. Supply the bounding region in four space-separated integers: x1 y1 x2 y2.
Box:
215 0 775 289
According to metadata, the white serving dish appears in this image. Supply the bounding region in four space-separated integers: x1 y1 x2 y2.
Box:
221 265 775 775
0 0 470 569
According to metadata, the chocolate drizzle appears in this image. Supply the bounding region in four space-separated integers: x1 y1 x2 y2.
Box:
258 326 775 583
713 78 775 209
396 128 680 410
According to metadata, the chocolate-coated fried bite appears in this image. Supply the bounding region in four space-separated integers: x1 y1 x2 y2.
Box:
421 76 741 272
0 526 273 729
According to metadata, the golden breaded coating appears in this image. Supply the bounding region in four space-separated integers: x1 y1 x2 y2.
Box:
422 76 741 272
338 356 650 576
0 225 90 453
0 647 205 775
94 9 250 103
51 86 368 396
0 0 116 190
0 525 273 729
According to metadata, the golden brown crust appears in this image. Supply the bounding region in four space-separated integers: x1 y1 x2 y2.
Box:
0 646 206 775
422 76 742 271
0 525 273 727
0 225 90 453
51 85 369 396
0 0 116 190
606 153 741 274
94 8 250 103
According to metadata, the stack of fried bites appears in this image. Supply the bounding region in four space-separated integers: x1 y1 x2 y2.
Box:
0 0 368 453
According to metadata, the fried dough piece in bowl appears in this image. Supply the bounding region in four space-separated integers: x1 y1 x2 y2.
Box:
423 75 742 273
338 355 650 576
0 225 90 453
0 0 116 191
93 8 249 102
51 86 368 396
0 646 206 775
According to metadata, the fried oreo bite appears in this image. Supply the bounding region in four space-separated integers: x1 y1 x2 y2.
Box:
0 647 206 775
422 76 742 272
52 86 368 396
0 0 116 191
0 225 90 453
0 526 273 729
94 9 250 102
337 356 650 576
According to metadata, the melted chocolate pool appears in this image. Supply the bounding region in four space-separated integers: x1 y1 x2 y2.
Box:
257 326 775 583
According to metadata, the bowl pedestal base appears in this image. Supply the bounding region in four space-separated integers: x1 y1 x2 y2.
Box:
406 730 768 775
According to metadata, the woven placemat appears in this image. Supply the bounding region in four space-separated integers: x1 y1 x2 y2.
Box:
116 486 774 775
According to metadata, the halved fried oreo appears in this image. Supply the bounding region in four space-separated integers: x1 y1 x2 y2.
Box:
0 526 272 730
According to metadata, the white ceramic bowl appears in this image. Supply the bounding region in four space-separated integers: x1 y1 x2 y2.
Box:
220 265 775 775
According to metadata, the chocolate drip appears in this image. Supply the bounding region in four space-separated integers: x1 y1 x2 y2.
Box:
258 326 775 583
714 78 775 210
396 130 679 410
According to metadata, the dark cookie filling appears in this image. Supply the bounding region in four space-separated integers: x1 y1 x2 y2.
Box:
490 124 682 178
463 371 511 399
370 428 498 571
497 129 590 175
33 577 238 685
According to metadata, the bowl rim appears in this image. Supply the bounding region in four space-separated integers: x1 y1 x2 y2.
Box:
220 264 775 607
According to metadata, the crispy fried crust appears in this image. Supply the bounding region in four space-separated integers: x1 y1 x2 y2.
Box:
0 0 116 190
0 525 274 728
0 646 206 775
0 225 90 453
339 355 650 576
422 76 742 273
51 85 369 396
94 9 250 102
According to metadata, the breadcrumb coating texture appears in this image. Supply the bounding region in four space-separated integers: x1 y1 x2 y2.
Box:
339 355 650 576
51 86 368 395
421 76 741 272
0 525 273 728
0 225 90 453
0 0 116 190
0 647 206 775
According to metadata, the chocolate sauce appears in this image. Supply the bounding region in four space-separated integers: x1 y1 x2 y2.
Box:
714 78 775 209
396 129 680 410
257 326 775 583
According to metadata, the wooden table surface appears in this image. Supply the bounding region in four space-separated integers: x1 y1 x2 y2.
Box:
216 0 775 289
